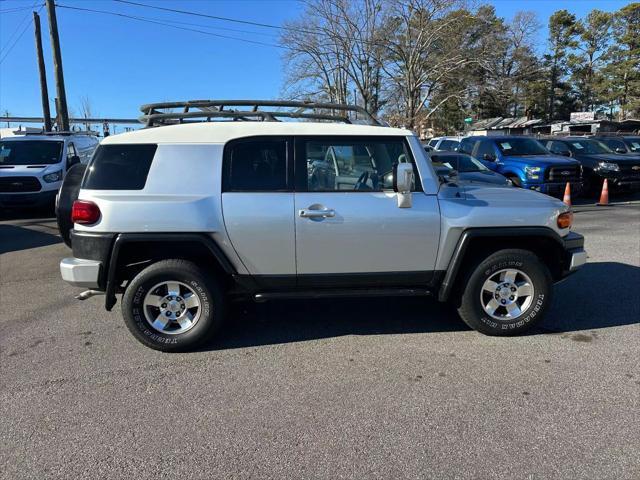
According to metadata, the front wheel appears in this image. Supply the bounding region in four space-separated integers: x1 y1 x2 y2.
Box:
122 259 225 351
457 249 552 335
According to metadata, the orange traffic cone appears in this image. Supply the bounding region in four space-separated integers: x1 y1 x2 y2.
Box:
562 182 571 206
597 179 609 206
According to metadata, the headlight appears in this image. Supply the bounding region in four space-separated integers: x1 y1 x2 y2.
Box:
598 161 620 172
525 166 541 179
43 170 63 183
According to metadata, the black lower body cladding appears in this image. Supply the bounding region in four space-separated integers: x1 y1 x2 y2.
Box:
70 230 116 289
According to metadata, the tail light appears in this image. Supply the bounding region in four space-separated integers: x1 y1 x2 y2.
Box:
72 200 101 225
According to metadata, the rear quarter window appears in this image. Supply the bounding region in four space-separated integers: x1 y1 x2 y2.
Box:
83 144 157 190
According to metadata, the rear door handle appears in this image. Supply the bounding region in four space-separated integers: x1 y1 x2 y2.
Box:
299 208 335 218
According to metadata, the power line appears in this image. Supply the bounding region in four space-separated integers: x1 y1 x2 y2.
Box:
0 6 41 65
0 1 41 57
56 4 285 48
0 5 37 12
112 0 301 33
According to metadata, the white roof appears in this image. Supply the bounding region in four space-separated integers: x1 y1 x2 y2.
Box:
0 134 64 142
101 122 412 145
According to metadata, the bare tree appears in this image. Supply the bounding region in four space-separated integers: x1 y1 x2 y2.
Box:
79 95 93 131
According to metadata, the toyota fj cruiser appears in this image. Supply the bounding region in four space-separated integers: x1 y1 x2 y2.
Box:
59 101 586 351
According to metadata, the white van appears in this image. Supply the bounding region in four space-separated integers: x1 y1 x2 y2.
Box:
0 132 99 209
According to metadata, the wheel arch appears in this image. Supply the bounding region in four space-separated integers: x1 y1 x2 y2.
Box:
438 227 566 302
105 233 236 311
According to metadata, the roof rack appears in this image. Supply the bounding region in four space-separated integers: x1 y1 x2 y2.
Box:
139 100 381 128
23 130 100 136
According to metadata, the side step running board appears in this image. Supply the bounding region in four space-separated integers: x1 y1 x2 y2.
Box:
254 288 432 302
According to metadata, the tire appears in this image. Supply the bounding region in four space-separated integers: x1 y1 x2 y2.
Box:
56 163 87 248
456 249 552 336
121 259 225 352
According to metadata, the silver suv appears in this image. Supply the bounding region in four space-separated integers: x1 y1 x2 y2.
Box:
59 101 586 351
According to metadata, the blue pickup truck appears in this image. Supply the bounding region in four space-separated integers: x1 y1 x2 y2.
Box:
458 136 582 196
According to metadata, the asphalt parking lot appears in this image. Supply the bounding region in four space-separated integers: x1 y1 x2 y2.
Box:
1 196 639 480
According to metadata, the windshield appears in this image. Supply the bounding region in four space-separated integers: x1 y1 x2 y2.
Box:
495 138 549 156
624 137 640 152
0 140 63 165
432 154 488 172
567 139 612 154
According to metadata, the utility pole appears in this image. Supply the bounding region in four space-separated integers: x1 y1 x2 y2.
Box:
33 12 52 132
45 0 69 131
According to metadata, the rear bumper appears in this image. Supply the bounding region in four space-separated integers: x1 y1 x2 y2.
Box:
60 257 102 288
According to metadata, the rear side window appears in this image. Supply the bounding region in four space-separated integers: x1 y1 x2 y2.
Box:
223 138 288 191
458 139 474 154
83 144 157 190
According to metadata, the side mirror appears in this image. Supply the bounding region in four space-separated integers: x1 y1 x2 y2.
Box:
393 162 414 208
615 147 626 154
67 155 80 169
483 153 496 161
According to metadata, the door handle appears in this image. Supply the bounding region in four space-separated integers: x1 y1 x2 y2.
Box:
299 208 335 218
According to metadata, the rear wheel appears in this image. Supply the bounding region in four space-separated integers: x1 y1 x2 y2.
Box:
457 249 552 335
122 259 225 351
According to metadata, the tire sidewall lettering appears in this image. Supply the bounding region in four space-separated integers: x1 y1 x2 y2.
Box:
479 259 546 329
129 277 210 346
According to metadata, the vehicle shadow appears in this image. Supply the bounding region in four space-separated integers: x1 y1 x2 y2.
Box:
0 224 61 254
0 207 55 222
205 261 639 351
539 261 640 333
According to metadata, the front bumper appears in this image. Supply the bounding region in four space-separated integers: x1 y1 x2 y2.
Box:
522 181 582 195
0 190 57 207
560 231 586 278
60 257 102 288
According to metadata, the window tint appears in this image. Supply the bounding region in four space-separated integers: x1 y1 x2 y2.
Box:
601 138 627 152
495 138 548 155
458 138 474 154
83 144 157 190
548 141 571 155
305 138 415 191
0 140 63 165
624 137 640 152
566 139 611 154
438 139 459 151
224 139 287 191
476 140 496 159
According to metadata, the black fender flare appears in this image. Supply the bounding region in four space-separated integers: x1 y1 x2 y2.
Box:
438 226 567 302
104 233 236 311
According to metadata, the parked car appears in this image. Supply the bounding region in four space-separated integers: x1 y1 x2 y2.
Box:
458 135 582 196
428 151 512 186
593 135 640 155
0 132 98 209
542 136 640 194
427 136 461 152
59 100 585 351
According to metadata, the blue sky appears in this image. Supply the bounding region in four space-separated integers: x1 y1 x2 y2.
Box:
0 0 632 125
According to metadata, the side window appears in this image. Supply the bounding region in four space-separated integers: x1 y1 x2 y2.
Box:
304 137 418 192
476 140 496 160
83 144 157 190
458 139 474 154
549 141 571 155
66 142 77 160
223 138 288 192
